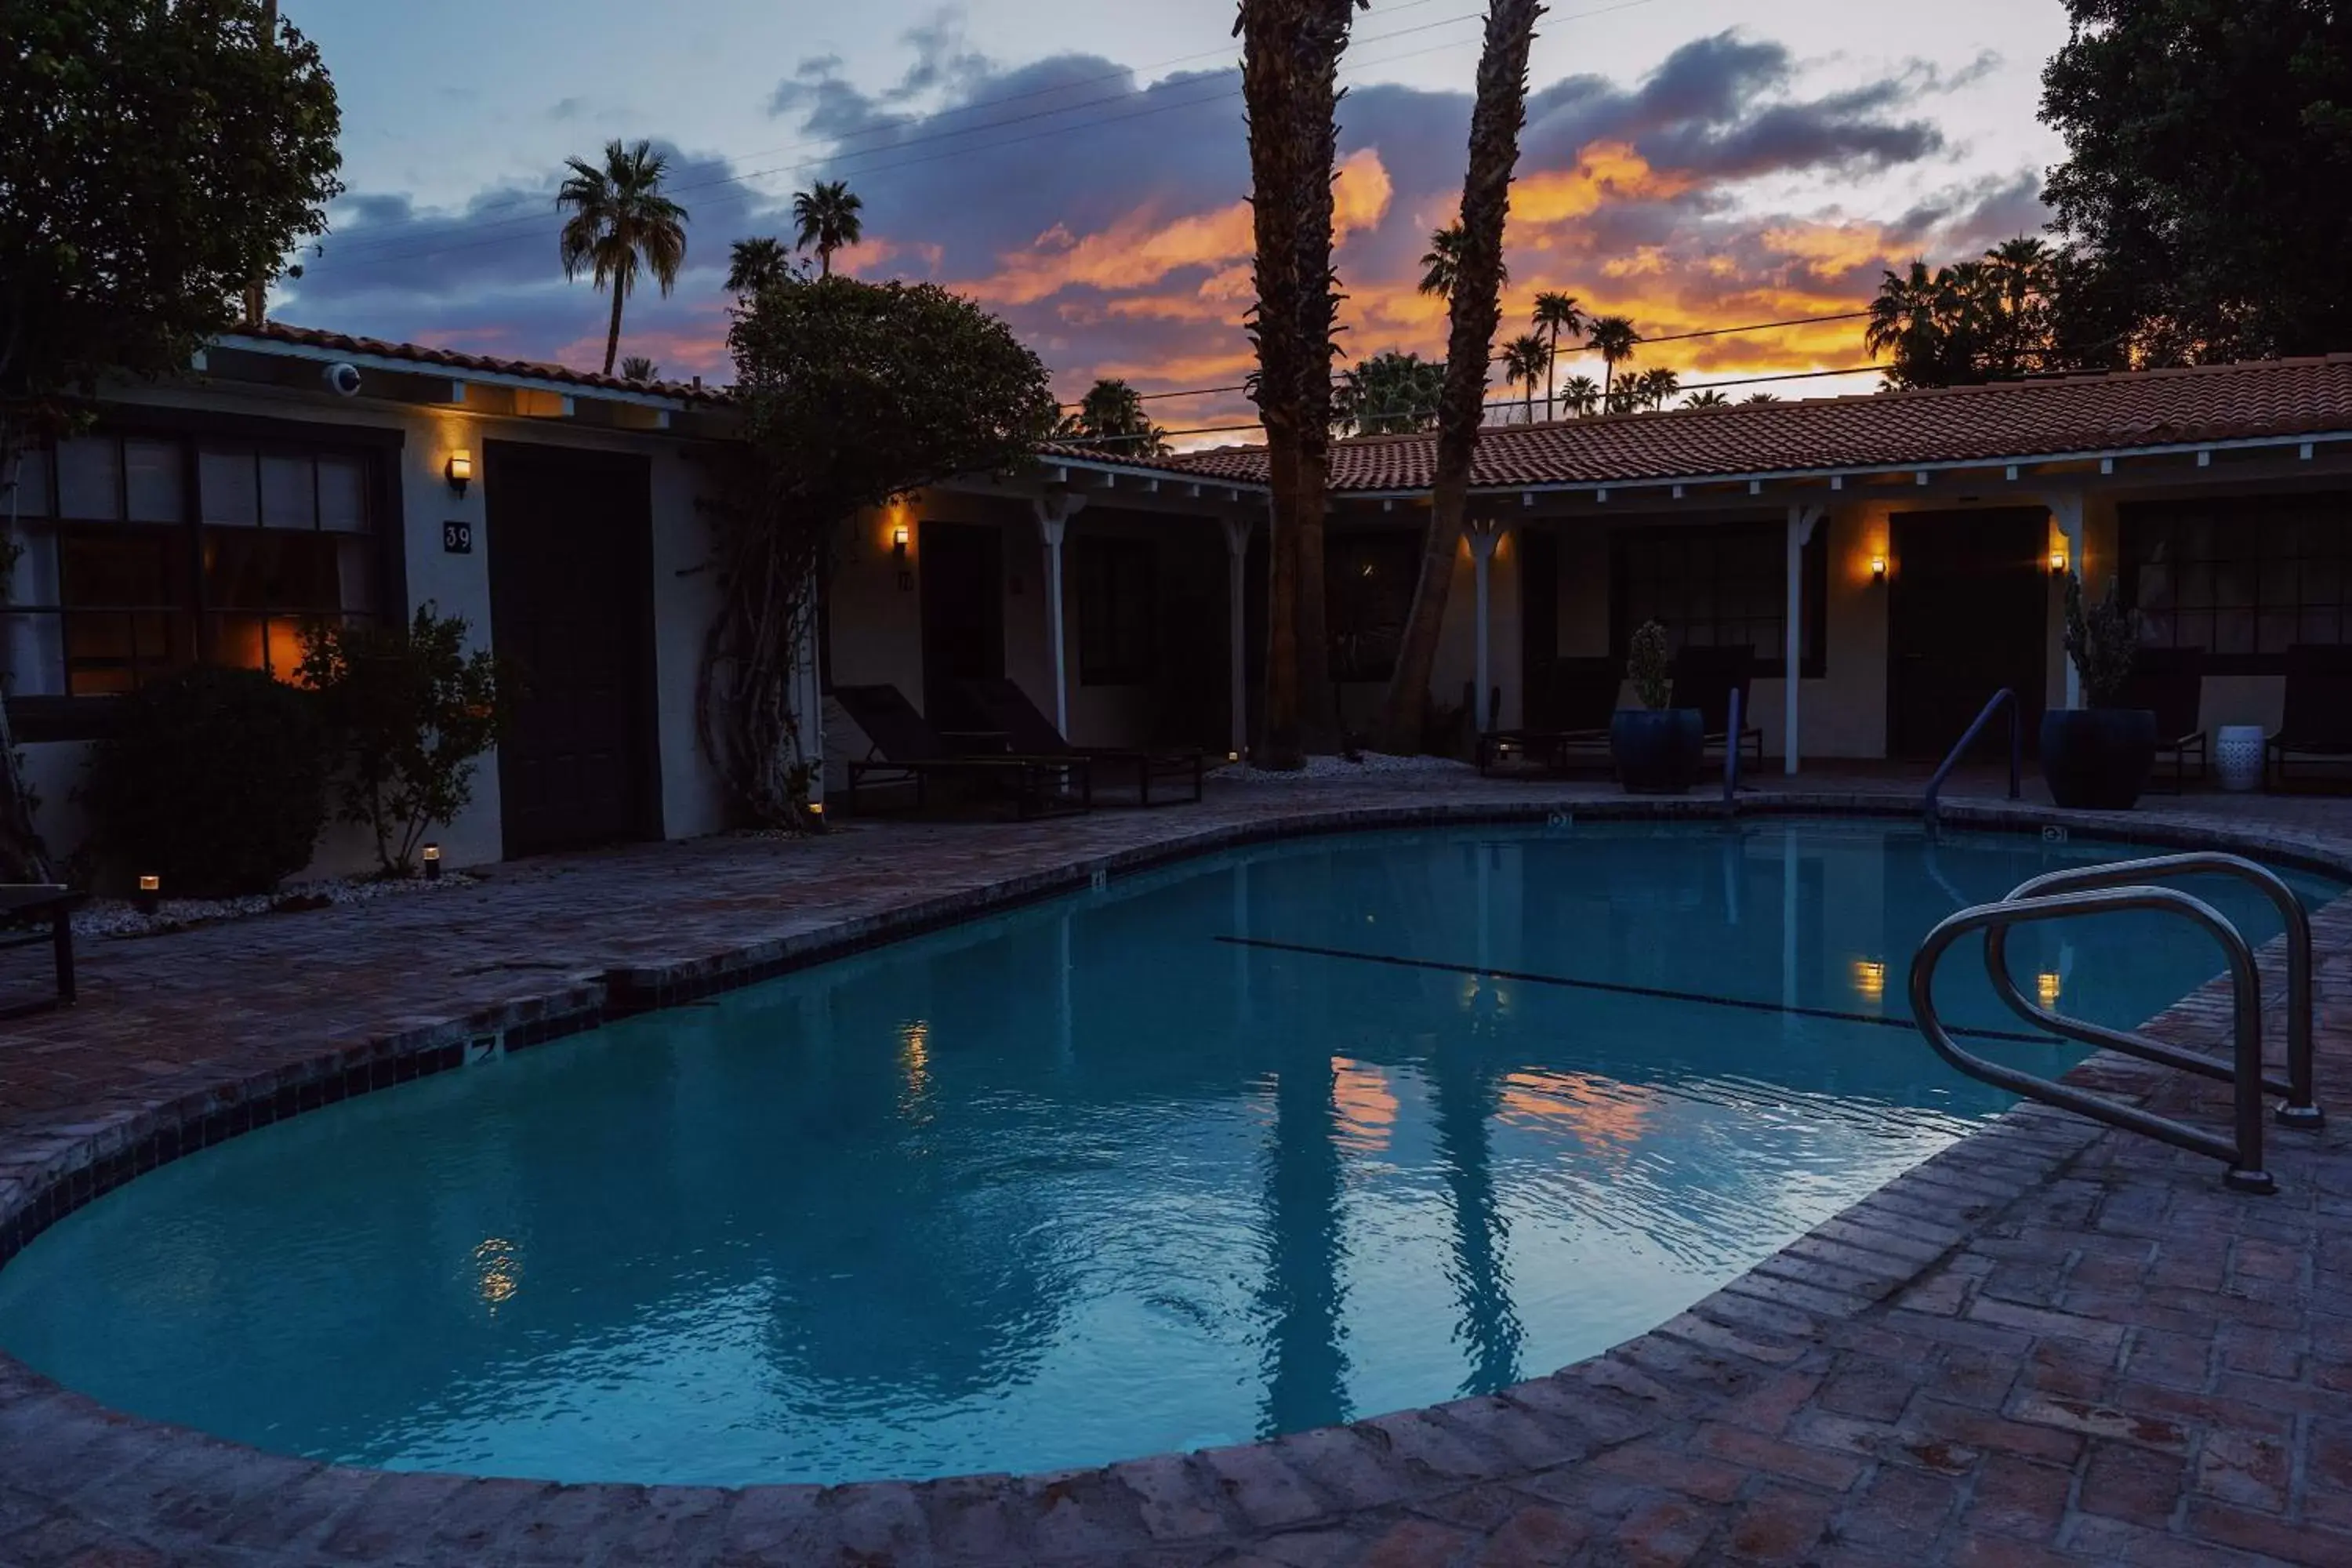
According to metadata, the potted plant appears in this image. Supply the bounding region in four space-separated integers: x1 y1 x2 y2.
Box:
1610 620 1704 793
2041 576 2157 810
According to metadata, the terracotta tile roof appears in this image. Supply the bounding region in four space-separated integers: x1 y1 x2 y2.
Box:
226 321 725 403
1152 355 2352 492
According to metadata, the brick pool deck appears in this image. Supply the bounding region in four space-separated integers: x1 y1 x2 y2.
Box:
3 768 2352 1566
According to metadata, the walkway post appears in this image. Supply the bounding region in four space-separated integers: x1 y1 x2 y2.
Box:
1223 511 1254 759
1468 519 1504 732
1032 492 1087 739
1784 503 1824 775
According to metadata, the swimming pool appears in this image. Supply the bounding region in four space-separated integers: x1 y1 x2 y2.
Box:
0 818 2335 1487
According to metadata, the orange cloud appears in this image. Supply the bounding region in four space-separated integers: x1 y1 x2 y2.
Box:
961 149 1392 307
1511 140 1697 226
1759 221 1901 276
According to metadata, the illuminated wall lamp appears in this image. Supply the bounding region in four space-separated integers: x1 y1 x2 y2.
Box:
2048 547 2071 577
136 873 161 914
891 521 913 591
422 843 442 881
445 449 474 497
1868 554 1888 584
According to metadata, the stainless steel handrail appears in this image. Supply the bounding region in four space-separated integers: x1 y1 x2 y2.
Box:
1924 688 2024 823
1988 852 2321 1127
1910 884 2277 1194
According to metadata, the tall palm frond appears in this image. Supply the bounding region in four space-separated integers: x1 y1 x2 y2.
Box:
726 235 792 296
791 180 864 277
1501 332 1550 421
1584 314 1639 404
557 139 689 375
1530 290 1583 418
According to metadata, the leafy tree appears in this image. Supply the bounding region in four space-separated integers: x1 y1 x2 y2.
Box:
1054 377 1168 456
1380 0 1544 753
1530 290 1584 418
1865 241 2056 387
298 608 508 878
619 355 659 382
557 139 689 376
1557 373 1601 416
1240 0 1366 767
713 277 1057 821
1682 388 1730 408
791 180 865 277
1584 314 1639 406
1501 332 1551 421
2041 0 2352 365
0 0 341 881
726 235 796 296
1334 350 1446 434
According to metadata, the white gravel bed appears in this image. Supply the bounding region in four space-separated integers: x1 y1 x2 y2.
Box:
71 870 480 939
1223 751 1475 783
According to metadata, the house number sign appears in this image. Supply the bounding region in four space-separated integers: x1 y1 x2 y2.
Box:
443 521 474 554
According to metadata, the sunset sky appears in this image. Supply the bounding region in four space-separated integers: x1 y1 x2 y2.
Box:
277 0 2071 437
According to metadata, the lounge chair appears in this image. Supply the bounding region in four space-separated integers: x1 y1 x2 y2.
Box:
940 676 1204 805
2267 644 2352 789
0 884 77 1021
2120 646 2206 790
1476 658 1621 775
1671 644 1766 772
833 684 1092 818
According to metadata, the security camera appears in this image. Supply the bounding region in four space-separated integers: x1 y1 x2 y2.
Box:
322 361 362 397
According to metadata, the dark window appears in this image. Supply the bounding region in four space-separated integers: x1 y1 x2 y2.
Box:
4 432 379 700
1610 521 1827 678
1327 530 1421 683
1076 535 1156 685
2122 493 2352 673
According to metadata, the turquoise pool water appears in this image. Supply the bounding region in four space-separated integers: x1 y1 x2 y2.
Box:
0 820 2336 1486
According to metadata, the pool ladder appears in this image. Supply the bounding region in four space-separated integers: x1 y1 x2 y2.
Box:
1909 852 2321 1195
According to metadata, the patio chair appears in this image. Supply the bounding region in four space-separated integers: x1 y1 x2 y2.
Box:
1671 644 1766 772
942 677 1203 805
1476 658 1622 775
2266 644 2352 789
833 684 1092 818
2119 646 2207 790
0 884 78 1022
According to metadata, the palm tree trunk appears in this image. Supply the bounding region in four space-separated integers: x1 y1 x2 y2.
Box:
1379 0 1544 754
1544 325 1558 421
601 279 627 375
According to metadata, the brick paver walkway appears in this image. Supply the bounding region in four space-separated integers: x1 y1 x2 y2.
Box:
2 768 2350 1565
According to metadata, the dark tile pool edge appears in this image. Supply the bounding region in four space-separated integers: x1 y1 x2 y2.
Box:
0 790 2342 1565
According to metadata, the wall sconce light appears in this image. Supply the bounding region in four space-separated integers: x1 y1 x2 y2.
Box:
136 873 161 914
891 521 914 591
1868 554 1888 584
422 843 442 881
445 449 473 497
2048 548 2070 577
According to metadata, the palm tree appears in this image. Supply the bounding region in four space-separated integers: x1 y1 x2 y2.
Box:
557 139 690 376
792 180 864 277
1682 388 1728 408
619 355 659 382
1530 291 1584 419
1055 377 1168 456
1380 0 1544 752
1742 391 1782 404
1630 366 1681 410
1558 374 1601 416
1417 222 1508 300
1240 0 1363 767
1334 350 1446 435
726 235 793 296
1501 333 1550 423
1584 314 1639 407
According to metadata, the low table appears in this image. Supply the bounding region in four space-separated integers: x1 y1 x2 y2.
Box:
0 884 78 1019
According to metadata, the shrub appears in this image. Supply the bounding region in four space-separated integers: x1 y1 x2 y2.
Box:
1627 620 1672 710
2064 574 2136 707
299 606 506 877
81 666 328 895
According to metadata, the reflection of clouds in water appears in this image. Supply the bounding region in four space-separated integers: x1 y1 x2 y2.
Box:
1329 1057 1398 1156
1497 1069 1653 1163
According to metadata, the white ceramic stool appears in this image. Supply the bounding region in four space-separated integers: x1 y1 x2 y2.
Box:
2216 724 2266 792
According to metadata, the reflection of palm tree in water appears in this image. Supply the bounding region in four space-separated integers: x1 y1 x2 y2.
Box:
1257 1045 1349 1435
1430 987 1525 1394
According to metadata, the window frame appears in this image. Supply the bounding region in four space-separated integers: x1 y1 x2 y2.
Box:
2118 492 2352 676
4 411 406 742
1608 519 1828 680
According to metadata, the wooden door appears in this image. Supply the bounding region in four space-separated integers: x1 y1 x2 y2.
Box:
1888 508 2048 760
919 521 1004 717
